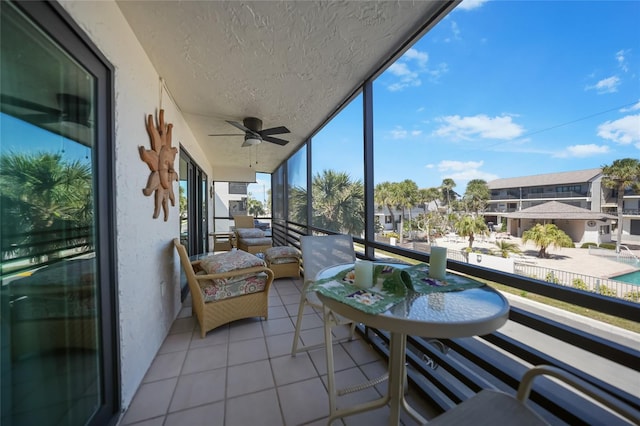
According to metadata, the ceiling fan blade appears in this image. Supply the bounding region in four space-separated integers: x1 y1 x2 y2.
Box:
262 135 289 146
259 126 290 136
226 120 251 133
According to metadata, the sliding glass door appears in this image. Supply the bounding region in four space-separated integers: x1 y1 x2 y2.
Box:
0 1 117 425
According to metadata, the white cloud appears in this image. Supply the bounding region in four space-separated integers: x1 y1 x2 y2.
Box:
425 164 435 169
456 0 490 11
386 48 447 91
434 114 525 140
620 101 640 112
390 128 408 139
616 49 629 72
389 127 422 139
437 160 484 172
597 114 640 145
586 76 620 94
403 48 429 67
387 62 421 91
436 160 498 182
444 21 461 42
554 144 610 158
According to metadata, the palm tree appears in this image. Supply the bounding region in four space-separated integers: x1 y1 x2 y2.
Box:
395 179 419 243
375 181 398 232
0 152 93 259
418 187 440 213
440 178 456 212
601 158 640 253
521 223 573 258
492 240 522 258
288 185 308 224
464 179 490 214
454 215 488 249
246 193 266 217
311 169 364 235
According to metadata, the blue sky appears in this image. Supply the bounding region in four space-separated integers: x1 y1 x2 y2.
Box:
309 0 640 194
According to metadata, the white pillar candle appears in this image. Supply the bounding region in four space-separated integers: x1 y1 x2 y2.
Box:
354 260 374 289
429 247 447 280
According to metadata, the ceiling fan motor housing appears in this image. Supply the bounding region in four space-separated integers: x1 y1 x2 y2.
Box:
243 117 262 132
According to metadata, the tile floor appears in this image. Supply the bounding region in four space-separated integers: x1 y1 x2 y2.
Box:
118 276 439 426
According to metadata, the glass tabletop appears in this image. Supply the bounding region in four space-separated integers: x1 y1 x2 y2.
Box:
315 263 510 338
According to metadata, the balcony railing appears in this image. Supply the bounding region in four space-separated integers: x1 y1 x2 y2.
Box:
491 191 588 201
271 219 640 424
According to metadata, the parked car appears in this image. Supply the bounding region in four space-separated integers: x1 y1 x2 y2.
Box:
254 219 270 231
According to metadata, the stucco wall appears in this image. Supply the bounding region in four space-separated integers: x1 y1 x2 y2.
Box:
59 0 214 410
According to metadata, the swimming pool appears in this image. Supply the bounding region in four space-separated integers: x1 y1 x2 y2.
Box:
612 270 640 285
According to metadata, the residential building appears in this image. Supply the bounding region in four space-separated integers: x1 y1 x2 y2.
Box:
487 168 640 243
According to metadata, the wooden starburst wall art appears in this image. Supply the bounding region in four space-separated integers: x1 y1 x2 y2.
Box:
138 109 178 221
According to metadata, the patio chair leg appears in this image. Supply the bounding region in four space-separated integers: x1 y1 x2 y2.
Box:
291 290 307 356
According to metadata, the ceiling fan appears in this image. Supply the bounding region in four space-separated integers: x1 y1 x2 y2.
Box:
209 117 290 147
0 93 91 127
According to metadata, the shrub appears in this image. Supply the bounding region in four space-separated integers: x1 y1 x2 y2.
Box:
599 243 616 250
385 232 400 239
624 291 640 302
545 272 560 284
596 285 616 297
580 242 598 249
572 278 588 291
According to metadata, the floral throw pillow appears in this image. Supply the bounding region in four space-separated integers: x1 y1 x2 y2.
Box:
199 250 265 274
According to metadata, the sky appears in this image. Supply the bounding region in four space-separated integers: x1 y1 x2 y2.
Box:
309 0 640 195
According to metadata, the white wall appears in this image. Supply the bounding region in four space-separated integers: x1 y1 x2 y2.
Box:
59 0 214 409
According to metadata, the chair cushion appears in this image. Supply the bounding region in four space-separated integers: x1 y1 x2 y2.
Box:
236 228 265 238
269 257 299 265
199 249 265 274
239 237 272 246
265 246 300 261
197 272 268 302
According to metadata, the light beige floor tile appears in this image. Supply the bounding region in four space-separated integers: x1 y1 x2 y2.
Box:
158 331 192 354
265 332 296 358
277 377 329 425
270 352 318 386
189 325 229 348
169 369 226 412
120 378 177 424
275 283 300 295
261 317 295 336
279 293 302 305
341 338 383 365
169 317 196 335
268 295 283 307
226 359 274 397
299 327 326 349
228 319 265 342
330 367 382 410
177 306 192 319
164 401 225 426
122 416 165 426
297 312 324 331
308 345 357 376
227 337 268 365
143 351 187 383
225 388 283 426
268 305 289 319
181 344 228 374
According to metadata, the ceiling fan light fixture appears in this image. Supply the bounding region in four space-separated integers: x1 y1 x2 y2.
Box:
242 134 262 147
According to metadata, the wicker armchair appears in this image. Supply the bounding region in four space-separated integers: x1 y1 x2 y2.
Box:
173 238 273 338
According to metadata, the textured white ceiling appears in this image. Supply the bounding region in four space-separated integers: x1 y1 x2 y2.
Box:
116 1 455 176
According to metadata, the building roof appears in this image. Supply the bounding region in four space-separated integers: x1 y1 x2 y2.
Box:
487 168 602 189
503 201 617 220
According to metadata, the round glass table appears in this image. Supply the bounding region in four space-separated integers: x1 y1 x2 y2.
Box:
315 262 510 425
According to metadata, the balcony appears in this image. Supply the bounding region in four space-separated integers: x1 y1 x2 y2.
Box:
122 220 640 425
